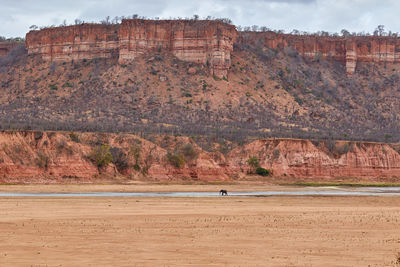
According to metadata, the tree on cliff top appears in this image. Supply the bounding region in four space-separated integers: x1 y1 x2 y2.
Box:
374 25 386 36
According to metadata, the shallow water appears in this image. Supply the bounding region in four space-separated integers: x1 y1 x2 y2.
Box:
1 187 400 197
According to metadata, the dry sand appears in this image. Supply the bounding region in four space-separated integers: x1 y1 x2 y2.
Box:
0 185 400 266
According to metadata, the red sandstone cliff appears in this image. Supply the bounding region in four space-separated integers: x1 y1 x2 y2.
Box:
239 31 400 74
25 20 236 78
1 131 400 183
0 42 19 57
228 139 400 179
119 19 236 78
25 20 400 76
25 24 119 61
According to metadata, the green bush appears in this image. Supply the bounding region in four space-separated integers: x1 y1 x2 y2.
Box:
90 144 113 168
247 156 259 168
49 84 58 90
256 167 272 176
133 164 141 171
69 132 80 143
62 82 73 88
167 153 185 169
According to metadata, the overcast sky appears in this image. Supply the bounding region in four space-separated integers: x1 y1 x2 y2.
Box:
1 0 399 38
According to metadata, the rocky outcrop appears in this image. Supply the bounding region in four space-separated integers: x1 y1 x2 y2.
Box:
25 20 236 78
119 19 236 78
228 139 400 179
0 42 19 57
1 131 400 183
21 19 400 77
240 31 400 74
25 24 120 61
0 131 99 182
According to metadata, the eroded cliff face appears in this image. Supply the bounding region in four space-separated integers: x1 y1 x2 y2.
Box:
119 19 236 78
0 42 19 57
240 32 400 74
25 20 236 78
228 139 400 179
1 131 400 183
25 24 119 61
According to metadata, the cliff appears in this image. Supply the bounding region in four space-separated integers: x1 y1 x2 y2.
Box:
25 20 237 78
0 42 19 57
25 24 119 61
1 131 400 183
228 139 400 179
239 31 400 74
119 19 236 78
25 20 400 77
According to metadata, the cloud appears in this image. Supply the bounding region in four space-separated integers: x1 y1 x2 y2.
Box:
0 0 398 38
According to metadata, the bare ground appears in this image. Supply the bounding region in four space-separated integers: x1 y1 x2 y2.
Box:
1 186 400 266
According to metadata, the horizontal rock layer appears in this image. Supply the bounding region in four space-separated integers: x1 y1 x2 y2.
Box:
1 131 400 183
25 24 120 61
25 20 400 77
240 32 400 74
25 20 237 78
228 139 400 179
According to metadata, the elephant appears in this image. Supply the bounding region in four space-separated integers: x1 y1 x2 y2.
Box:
219 189 228 196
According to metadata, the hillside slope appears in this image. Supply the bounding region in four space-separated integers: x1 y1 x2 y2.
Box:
1 42 400 142
1 20 400 143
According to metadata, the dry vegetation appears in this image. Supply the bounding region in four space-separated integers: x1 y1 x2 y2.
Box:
1 37 400 143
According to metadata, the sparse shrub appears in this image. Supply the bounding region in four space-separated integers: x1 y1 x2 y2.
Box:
90 144 113 168
69 132 79 143
273 149 280 160
181 143 198 161
62 82 73 88
247 156 259 168
110 147 129 172
247 156 263 174
49 84 58 90
36 152 49 169
57 139 66 150
133 164 141 171
129 143 141 164
294 96 304 105
256 167 272 176
167 153 185 169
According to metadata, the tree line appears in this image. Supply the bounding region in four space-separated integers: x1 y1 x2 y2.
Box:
29 14 233 31
237 24 399 38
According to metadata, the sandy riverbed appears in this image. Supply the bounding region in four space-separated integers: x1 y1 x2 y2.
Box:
1 193 400 266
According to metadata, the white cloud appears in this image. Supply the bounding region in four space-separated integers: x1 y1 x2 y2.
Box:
0 0 399 38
